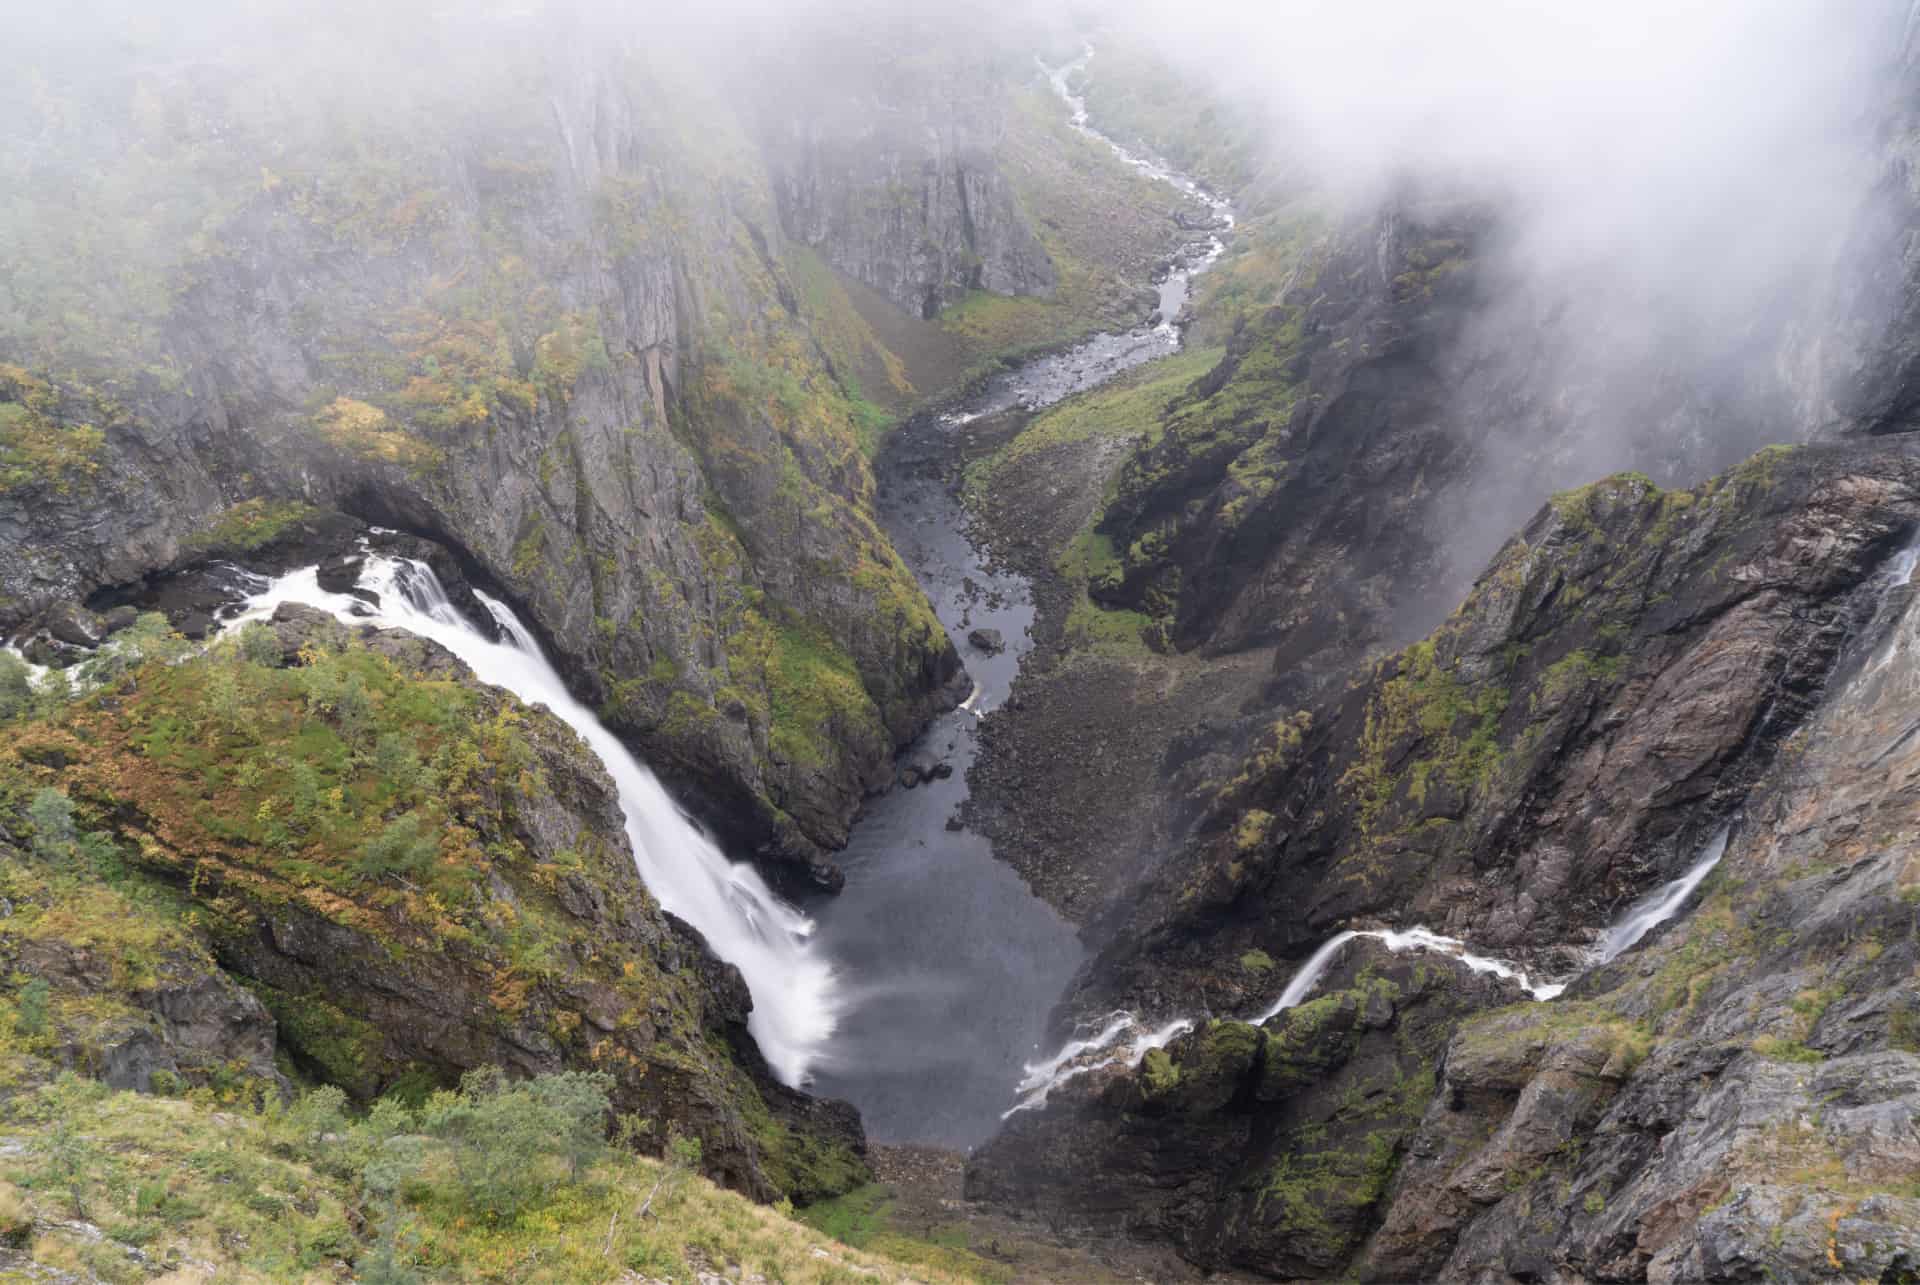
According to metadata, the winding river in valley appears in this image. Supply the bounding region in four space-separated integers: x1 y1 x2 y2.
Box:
803 52 1238 1147
194 52 1244 1150
53 49 1790 1154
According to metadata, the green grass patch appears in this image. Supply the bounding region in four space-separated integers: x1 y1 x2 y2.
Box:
798 1182 1008 1283
0 1074 984 1284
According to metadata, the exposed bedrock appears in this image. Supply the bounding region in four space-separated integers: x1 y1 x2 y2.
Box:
970 438 1920 1280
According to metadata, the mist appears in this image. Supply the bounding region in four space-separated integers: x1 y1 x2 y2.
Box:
1062 0 1910 610
5 0 1911 567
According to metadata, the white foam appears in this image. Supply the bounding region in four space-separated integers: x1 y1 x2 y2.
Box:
237 554 838 1086
1593 826 1730 965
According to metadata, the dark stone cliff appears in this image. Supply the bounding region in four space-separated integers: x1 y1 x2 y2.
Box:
0 11 1077 887
970 439 1920 1280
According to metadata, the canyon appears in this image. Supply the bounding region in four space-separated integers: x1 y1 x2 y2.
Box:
5 4 1920 1282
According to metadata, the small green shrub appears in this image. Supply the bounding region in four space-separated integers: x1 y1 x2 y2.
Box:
0 652 31 722
356 813 440 881
26 788 75 858
418 1067 614 1220
15 979 50 1039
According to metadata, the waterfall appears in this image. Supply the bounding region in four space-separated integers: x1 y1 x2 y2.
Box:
1593 825 1730 966
1251 931 1363 1022
1001 1011 1195 1118
1005 922 1562 1116
235 554 838 1086
1253 927 1564 1023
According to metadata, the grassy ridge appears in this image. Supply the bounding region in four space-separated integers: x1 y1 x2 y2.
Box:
0 1074 987 1284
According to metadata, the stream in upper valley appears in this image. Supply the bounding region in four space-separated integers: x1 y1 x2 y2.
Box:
804 53 1238 1148
937 50 1236 429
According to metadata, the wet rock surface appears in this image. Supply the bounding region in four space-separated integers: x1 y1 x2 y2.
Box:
969 940 1521 1278
968 438 1920 1280
966 627 1005 654
1076 444 1920 1019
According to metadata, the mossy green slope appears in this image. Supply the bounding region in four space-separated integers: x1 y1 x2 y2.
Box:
0 1073 987 1284
0 610 866 1209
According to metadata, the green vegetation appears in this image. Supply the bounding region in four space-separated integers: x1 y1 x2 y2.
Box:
798 1183 1008 1283
1086 308 1311 628
1391 237 1469 301
1341 637 1509 832
1234 809 1275 853
0 365 108 495
1071 45 1264 193
1252 1138 1400 1264
0 652 32 723
185 498 323 553
0 1072 967 1284
966 344 1221 506
957 348 1225 659
0 614 866 1211
1751 1035 1826 1064
1452 1002 1653 1080
1142 1047 1182 1096
1189 209 1327 347
313 396 443 470
1531 649 1626 710
959 84 1198 366
787 244 915 442
765 621 883 770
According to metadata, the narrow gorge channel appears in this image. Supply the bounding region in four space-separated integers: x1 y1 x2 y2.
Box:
807 56 1238 1147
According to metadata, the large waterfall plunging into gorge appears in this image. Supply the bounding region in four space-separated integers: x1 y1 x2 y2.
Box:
235 553 838 1086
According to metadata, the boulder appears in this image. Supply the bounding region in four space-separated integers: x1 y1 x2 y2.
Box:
315 553 365 594
22 636 77 669
43 603 104 649
967 627 1005 654
174 610 215 640
99 606 139 636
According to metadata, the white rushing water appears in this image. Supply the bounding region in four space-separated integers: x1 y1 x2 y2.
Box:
1 645 50 689
1592 825 1730 966
1005 922 1561 1115
1002 1011 1193 1117
1250 926 1565 1022
235 552 838 1086
1042 47 1237 332
938 49 1237 433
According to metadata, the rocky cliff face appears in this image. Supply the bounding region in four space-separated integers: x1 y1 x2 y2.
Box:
1082 444 1920 1014
0 9 1090 886
766 30 1057 320
1092 202 1844 685
1354 510 1920 1282
0 606 863 1202
1091 22 1920 690
969 941 1521 1278
970 438 1920 1278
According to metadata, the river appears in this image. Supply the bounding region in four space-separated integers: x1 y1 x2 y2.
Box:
804 50 1237 1148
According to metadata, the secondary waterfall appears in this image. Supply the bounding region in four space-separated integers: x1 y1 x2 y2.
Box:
235 553 837 1086
1592 826 1731 965
1252 927 1567 1021
1006 923 1561 1115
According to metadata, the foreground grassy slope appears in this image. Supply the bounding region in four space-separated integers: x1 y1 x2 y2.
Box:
0 1073 991 1284
0 611 870 1207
